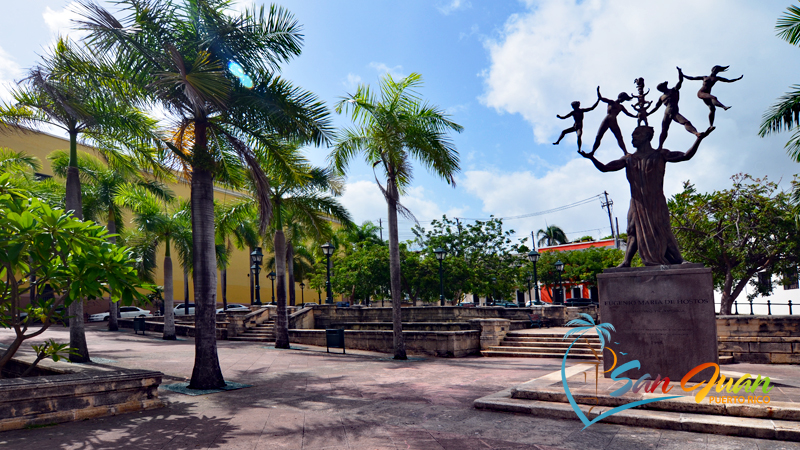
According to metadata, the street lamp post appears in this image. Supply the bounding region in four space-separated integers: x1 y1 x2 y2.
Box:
300 282 305 305
527 250 541 305
434 247 446 306
555 260 565 305
321 242 334 304
491 277 497 306
268 271 276 304
250 247 263 306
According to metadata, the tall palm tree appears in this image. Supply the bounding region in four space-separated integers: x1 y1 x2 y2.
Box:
537 225 568 247
331 73 462 359
51 150 173 331
0 37 161 362
760 5 800 160
258 152 352 349
79 0 331 388
215 200 259 312
119 188 192 340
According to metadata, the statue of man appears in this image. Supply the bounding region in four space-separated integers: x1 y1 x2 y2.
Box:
649 68 700 149
553 98 600 151
680 65 743 126
592 87 636 155
578 125 714 267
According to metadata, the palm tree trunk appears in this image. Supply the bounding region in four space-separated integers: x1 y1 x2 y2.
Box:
107 216 119 332
274 229 290 348
188 126 225 389
66 129 89 363
387 177 406 360
221 267 227 312
163 238 176 340
287 241 296 307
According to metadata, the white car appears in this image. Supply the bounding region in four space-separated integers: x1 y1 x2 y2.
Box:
174 303 196 316
89 306 153 322
216 304 251 314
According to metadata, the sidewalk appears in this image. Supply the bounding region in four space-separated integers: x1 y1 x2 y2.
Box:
0 323 798 449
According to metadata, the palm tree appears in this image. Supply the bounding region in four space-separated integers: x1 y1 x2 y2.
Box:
79 0 331 388
760 5 800 160
258 153 352 349
340 221 384 249
119 188 192 340
51 150 173 331
0 37 161 362
537 225 568 247
331 73 463 359
215 200 259 312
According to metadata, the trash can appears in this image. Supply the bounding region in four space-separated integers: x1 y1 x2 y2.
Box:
133 317 146 335
326 328 345 354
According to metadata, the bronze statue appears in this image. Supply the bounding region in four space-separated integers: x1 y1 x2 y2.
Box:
648 68 700 149
630 78 653 126
591 87 636 155
680 65 743 126
579 125 714 267
554 98 600 150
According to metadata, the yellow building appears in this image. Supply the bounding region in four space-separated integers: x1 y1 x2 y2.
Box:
0 127 317 313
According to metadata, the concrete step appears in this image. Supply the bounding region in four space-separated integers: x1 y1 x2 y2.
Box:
486 345 599 355
500 341 601 349
474 394 800 441
503 336 600 343
505 333 599 340
229 336 275 342
481 350 599 359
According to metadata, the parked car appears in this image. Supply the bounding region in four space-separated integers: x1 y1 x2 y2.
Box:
88 306 152 322
564 297 597 307
302 303 318 307
497 301 519 308
458 302 477 308
216 304 250 314
174 303 196 316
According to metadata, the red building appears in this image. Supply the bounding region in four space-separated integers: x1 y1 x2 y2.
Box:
536 238 618 303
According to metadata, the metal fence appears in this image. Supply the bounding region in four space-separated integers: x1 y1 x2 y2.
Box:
732 299 794 316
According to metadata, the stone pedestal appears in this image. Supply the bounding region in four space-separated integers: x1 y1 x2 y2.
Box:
597 264 717 381
469 319 511 350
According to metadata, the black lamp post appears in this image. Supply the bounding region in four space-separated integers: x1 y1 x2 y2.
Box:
300 282 305 305
491 277 497 306
555 260 565 305
250 247 263 306
321 242 334 304
268 271 276 304
434 247 446 306
527 250 541 305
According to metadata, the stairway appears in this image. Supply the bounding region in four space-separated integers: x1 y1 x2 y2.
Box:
481 331 603 359
229 319 275 342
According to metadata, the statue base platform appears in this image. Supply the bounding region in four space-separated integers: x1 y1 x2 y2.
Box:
597 264 718 381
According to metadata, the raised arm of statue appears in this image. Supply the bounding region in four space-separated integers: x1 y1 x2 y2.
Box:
718 74 743 83
678 67 703 81
557 111 574 120
578 150 626 172
675 68 684 90
648 98 663 115
597 86 613 104
583 98 601 112
621 105 637 118
663 126 715 162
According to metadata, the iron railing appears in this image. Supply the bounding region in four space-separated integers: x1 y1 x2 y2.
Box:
731 299 794 316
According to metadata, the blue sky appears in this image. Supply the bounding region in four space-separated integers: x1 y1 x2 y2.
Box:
3 0 800 247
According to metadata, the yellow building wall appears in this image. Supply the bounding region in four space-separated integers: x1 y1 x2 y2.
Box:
0 127 316 310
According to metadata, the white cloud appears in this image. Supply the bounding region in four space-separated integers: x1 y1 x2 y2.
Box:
460 24 480 41
343 73 362 92
43 2 83 38
0 45 23 102
446 103 469 115
438 0 471 16
368 62 405 79
475 0 800 240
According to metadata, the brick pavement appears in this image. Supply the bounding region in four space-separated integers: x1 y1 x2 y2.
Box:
1 323 800 449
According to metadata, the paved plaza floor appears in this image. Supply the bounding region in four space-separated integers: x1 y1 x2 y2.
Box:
1 323 800 449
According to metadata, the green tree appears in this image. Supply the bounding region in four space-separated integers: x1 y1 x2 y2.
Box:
669 175 799 314
537 225 568 247
119 188 193 340
215 200 259 312
80 0 332 388
0 38 160 362
331 73 462 359
759 4 800 160
0 174 152 372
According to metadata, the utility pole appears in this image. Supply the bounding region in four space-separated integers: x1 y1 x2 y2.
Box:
379 218 383 242
601 191 617 249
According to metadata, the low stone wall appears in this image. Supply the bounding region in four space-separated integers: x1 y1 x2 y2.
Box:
313 305 596 329
0 356 164 431
289 329 480 357
118 318 228 340
717 316 800 364
335 322 473 331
